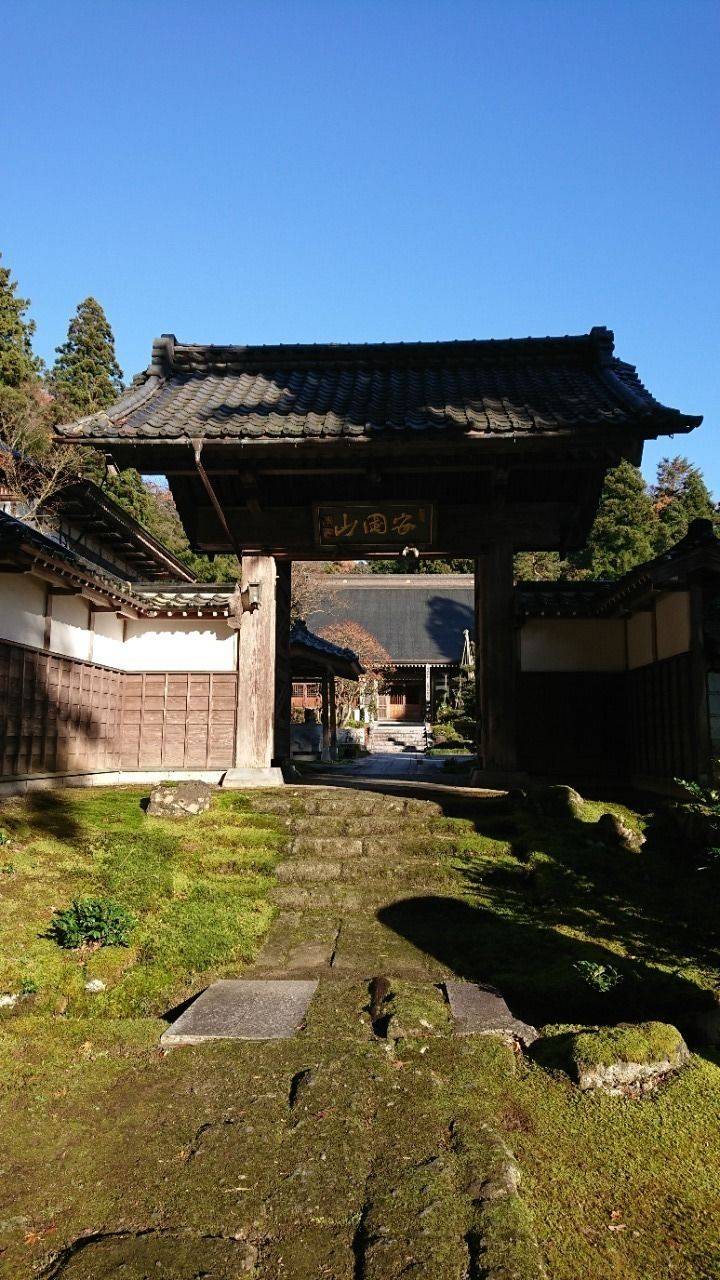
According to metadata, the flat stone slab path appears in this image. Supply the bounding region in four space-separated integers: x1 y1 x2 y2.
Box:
161 979 318 1045
445 981 538 1047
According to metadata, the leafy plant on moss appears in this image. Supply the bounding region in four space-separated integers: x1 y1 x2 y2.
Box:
0 829 10 846
673 777 720 806
48 897 136 949
574 959 623 993
19 977 38 996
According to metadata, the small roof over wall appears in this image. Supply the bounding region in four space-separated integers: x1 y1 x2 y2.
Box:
0 509 361 677
518 519 720 618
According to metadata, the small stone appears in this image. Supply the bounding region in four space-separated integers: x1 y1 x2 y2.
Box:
0 994 17 1008
446 981 538 1047
84 978 106 993
146 781 214 819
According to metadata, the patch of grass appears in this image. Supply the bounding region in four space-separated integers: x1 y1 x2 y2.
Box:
0 787 285 1017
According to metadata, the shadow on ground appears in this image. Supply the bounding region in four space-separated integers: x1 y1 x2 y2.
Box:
377 894 712 1032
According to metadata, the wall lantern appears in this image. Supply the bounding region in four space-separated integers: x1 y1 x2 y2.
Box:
241 581 262 612
228 580 262 629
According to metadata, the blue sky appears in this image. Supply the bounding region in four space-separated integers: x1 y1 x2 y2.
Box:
3 0 719 489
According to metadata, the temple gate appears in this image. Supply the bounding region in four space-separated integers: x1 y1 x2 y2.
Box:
59 327 700 783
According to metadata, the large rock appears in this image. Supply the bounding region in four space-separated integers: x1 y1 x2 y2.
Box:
146 780 214 818
595 812 646 854
528 784 584 822
568 1021 689 1096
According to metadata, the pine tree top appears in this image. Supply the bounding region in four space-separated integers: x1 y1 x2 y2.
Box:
0 254 44 387
51 296 123 416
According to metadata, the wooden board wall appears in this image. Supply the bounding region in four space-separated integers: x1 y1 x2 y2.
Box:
0 639 123 777
627 653 695 780
0 640 237 778
518 671 628 779
120 672 237 770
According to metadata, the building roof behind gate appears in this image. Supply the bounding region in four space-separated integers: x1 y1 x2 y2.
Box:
309 575 475 664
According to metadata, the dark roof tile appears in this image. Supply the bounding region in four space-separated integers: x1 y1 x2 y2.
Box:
57 328 701 445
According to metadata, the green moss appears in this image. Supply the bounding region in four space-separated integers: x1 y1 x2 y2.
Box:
571 1021 686 1069
1 783 719 1279
0 788 284 1017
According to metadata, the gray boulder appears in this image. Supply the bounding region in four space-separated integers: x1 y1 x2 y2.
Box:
529 784 584 822
595 812 645 854
147 780 214 818
568 1022 689 1096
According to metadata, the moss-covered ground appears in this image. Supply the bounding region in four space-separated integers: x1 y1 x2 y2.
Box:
0 783 719 1278
0 788 285 1017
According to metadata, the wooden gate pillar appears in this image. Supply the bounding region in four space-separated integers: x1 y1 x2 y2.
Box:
273 562 292 766
320 671 332 762
223 554 284 786
329 671 337 756
473 541 522 783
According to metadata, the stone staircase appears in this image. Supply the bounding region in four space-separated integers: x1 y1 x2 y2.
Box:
368 720 429 754
245 786 463 977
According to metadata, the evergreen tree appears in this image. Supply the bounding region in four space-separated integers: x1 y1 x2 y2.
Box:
0 253 43 389
514 551 566 582
50 297 123 416
652 456 717 551
104 470 238 581
570 460 657 580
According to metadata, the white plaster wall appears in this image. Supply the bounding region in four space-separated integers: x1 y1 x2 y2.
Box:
0 573 46 648
627 611 654 670
520 618 626 672
656 591 691 660
91 612 125 667
49 594 92 661
122 617 237 671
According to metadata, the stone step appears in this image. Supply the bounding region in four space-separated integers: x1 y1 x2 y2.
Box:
289 814 441 836
290 832 460 859
276 858 451 887
249 791 441 818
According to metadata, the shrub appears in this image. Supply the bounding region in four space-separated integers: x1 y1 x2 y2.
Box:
48 897 136 949
574 959 623 993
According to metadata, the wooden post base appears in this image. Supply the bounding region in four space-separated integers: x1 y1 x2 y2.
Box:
221 767 285 788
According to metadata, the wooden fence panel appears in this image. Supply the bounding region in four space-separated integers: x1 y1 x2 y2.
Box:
0 641 237 778
0 639 123 778
627 653 694 780
118 670 237 770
